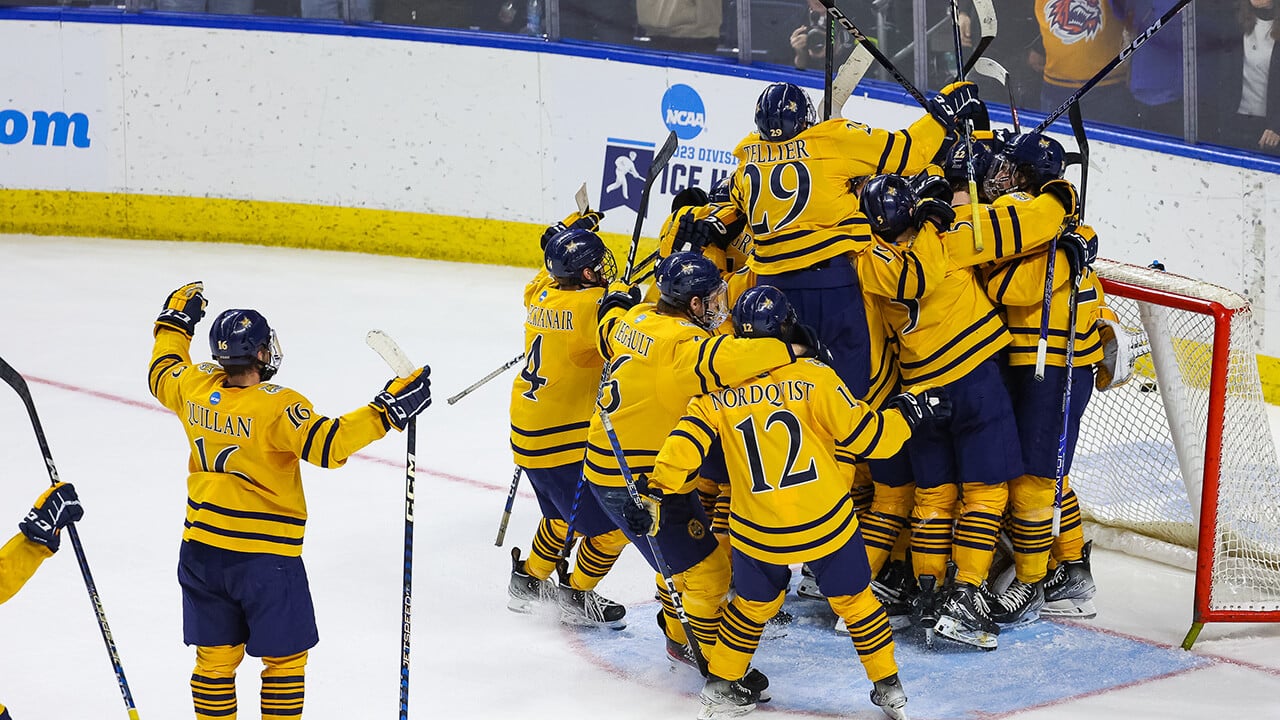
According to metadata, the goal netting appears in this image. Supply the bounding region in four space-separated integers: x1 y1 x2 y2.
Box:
1071 259 1280 633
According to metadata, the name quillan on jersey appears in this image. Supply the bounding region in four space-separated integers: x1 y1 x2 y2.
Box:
185 401 254 439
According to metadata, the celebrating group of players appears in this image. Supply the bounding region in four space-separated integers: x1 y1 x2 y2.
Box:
506 78 1137 720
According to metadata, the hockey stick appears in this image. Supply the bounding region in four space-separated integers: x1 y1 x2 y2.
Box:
1050 102 1090 537
598 407 708 675
623 131 679 284
818 0 929 109
446 352 524 405
950 0 985 253
0 357 141 720
819 44 874 120
823 12 834 121
1033 0 1194 132
494 466 523 546
364 330 418 720
970 57 1020 132
960 0 997 77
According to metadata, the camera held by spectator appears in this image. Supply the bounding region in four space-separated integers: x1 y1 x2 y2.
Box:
791 10 854 71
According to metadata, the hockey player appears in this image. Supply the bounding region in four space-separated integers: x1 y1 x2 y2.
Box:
585 252 812 674
508 222 631 628
858 171 1069 650
629 286 949 720
0 483 84 720
981 133 1107 622
148 283 432 720
685 80 985 396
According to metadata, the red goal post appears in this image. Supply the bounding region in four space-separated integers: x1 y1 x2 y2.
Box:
1071 259 1280 648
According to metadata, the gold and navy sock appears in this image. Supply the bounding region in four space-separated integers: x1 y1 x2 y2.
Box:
192 644 244 719
261 651 307 718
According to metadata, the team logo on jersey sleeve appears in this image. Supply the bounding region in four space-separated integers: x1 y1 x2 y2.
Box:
686 518 706 540
600 139 656 214
1045 0 1103 44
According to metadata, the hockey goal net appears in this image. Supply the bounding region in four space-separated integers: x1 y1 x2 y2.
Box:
1071 259 1280 644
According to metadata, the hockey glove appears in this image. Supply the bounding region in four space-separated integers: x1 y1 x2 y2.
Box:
1039 179 1080 221
913 198 956 232
19 482 84 554
790 323 834 366
885 387 951 431
927 81 984 129
597 286 643 324
155 281 207 338
1059 226 1098 277
371 365 432 432
673 211 711 253
622 477 662 537
1094 317 1151 391
538 210 606 251
909 170 954 204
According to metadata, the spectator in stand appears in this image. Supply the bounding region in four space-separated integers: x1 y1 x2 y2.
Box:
1032 0 1133 125
561 0 636 44
636 0 721 54
1126 0 1186 136
1216 0 1280 153
789 3 855 72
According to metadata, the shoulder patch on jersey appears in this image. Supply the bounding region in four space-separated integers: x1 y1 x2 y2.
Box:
209 391 222 405
197 362 220 374
259 383 284 394
539 289 548 301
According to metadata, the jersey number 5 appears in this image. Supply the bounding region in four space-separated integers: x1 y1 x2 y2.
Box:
520 335 548 401
734 410 818 493
742 161 812 235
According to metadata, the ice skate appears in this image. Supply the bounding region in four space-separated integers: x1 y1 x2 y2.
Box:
555 576 626 629
990 578 1045 626
507 547 554 613
796 563 824 600
872 560 917 630
870 673 910 720
761 607 793 640
1041 541 1097 619
698 674 760 720
934 583 999 650
912 575 940 649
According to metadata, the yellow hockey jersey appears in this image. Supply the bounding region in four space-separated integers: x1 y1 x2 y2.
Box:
0 533 51 605
718 114 948 275
984 224 1107 367
584 305 796 488
649 358 912 565
870 199 1060 388
1036 0 1127 90
149 328 391 557
510 270 609 469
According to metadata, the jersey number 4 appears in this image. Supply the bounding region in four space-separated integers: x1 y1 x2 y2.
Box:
734 410 818 494
520 335 548 401
742 162 812 235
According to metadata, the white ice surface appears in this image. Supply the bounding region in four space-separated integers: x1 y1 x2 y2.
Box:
1 234 1279 719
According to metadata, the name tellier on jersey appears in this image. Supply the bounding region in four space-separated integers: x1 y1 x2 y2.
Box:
740 138 811 164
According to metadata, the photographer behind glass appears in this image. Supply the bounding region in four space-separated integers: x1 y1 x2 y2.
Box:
790 7 855 71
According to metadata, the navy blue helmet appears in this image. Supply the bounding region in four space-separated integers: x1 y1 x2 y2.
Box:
709 175 733 204
209 309 283 381
985 132 1065 198
861 174 919 243
544 227 617 287
656 251 729 329
732 285 797 340
942 135 1002 188
754 83 817 143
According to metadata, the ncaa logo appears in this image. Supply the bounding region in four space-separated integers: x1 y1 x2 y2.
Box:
661 84 705 140
210 391 222 405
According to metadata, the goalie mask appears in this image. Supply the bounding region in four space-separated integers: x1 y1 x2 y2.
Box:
209 309 283 381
